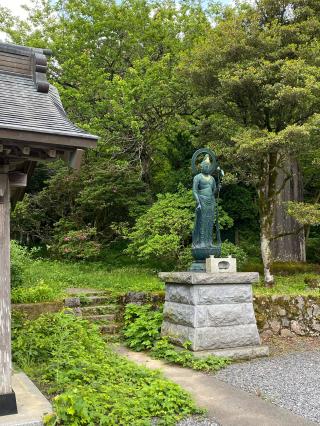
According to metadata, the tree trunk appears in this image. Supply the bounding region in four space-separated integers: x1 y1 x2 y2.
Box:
260 213 274 285
258 153 278 286
0 169 12 395
271 157 306 262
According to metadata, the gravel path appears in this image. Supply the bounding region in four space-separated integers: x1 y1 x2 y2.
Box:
151 416 219 426
177 418 219 426
215 350 320 424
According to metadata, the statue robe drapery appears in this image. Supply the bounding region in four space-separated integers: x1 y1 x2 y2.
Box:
192 173 217 248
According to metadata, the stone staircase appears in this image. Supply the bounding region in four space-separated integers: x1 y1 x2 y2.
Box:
64 288 122 338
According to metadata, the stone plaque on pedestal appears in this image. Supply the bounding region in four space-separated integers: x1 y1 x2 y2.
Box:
159 272 269 359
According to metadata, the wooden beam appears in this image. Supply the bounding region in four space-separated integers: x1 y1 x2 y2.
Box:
0 169 12 394
70 149 84 170
22 146 30 156
9 172 27 188
0 128 97 149
48 149 56 158
0 174 6 199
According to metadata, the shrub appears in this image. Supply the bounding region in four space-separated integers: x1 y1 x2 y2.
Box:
123 304 163 351
52 226 102 260
221 241 247 266
306 237 320 264
11 281 62 304
11 241 31 288
123 304 230 372
12 313 201 425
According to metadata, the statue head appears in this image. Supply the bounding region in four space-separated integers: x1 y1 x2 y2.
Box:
200 154 211 174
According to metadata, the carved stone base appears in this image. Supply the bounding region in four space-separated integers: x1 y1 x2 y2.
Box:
0 392 17 416
184 345 269 360
159 272 268 358
189 260 205 272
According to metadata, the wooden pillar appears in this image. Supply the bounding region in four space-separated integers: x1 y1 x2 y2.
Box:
0 166 17 415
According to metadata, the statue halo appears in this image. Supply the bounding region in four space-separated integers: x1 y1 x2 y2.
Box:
191 148 217 175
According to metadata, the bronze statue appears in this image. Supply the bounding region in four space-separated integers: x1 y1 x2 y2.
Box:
190 148 223 271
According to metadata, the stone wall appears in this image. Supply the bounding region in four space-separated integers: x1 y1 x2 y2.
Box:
12 293 320 338
254 295 320 337
122 292 320 338
13 301 63 319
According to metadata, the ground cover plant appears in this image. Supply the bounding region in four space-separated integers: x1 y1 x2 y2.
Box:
11 240 32 288
253 274 320 297
123 304 231 372
12 312 202 425
11 248 164 304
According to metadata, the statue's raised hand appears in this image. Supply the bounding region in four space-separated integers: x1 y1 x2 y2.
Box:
196 203 201 210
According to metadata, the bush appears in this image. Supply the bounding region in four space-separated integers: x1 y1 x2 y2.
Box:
13 313 201 425
221 241 247 266
306 237 320 264
123 304 163 351
51 225 102 260
11 241 31 288
126 186 233 268
11 281 62 304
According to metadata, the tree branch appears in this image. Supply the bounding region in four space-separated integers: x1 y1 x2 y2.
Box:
270 226 304 241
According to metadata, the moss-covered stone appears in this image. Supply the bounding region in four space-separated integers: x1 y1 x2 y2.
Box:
254 295 320 336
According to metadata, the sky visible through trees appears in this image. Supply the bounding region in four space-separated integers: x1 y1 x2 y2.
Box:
1 0 234 20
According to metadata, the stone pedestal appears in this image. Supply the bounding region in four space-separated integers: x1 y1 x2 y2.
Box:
159 272 269 359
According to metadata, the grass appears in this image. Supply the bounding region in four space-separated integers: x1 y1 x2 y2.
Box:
254 274 320 297
14 254 319 304
23 259 163 295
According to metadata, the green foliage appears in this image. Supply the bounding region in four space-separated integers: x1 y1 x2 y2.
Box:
125 186 194 267
182 0 320 280
242 260 320 276
13 312 200 425
123 304 230 372
286 201 320 226
151 338 230 372
254 273 320 297
5 0 210 248
124 304 163 351
3 0 320 283
22 259 163 298
11 282 62 304
11 241 31 288
126 186 233 268
306 237 320 264
221 241 247 266
51 225 102 260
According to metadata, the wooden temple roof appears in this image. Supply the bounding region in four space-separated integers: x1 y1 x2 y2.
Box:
0 42 98 204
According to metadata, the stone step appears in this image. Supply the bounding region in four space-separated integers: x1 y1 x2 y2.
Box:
102 333 122 343
80 295 114 306
66 287 107 296
81 305 120 316
100 323 121 335
85 314 116 323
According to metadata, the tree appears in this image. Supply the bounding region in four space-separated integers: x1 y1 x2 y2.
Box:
183 0 320 284
4 0 210 245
